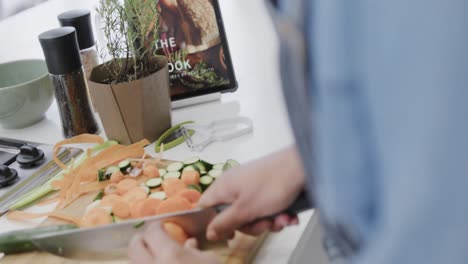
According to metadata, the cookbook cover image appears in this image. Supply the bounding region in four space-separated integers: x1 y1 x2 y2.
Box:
157 0 237 100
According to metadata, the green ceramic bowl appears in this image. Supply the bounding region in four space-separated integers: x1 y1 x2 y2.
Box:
0 60 54 129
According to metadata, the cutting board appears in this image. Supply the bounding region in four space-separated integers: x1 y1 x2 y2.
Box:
2 233 267 264
2 160 268 264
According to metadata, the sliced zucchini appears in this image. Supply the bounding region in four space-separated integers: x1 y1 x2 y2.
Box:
200 176 214 190
167 162 184 172
164 171 181 179
200 160 214 171
158 168 167 177
98 169 107 182
223 159 241 171
105 166 120 179
118 160 132 174
208 169 223 179
193 162 207 174
149 191 167 200
213 163 225 170
183 157 200 165
113 215 124 223
183 165 200 173
146 178 163 188
188 184 203 193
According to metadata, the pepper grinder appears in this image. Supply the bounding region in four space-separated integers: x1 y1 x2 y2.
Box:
58 9 100 111
39 27 99 138
58 9 100 80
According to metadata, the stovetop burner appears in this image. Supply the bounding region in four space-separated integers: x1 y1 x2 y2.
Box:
0 138 83 215
0 165 18 187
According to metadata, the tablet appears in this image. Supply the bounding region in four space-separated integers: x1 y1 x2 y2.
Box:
157 0 237 101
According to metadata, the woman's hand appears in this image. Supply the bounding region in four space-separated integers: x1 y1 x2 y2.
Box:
199 145 306 241
128 222 220 264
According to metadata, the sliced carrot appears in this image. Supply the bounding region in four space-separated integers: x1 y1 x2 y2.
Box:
36 195 61 206
79 181 110 194
162 178 183 187
104 183 119 196
156 197 191 215
7 211 49 222
6 211 82 226
162 178 186 197
137 176 150 185
90 144 125 160
178 189 202 204
49 212 83 226
53 134 104 169
112 199 131 219
88 140 150 171
150 187 163 193
69 169 83 197
51 179 64 189
82 207 113 227
132 198 161 218
58 183 93 210
122 187 148 204
110 170 125 183
117 179 138 195
164 184 186 198
143 165 160 178
76 140 149 182
181 171 201 186
163 222 188 245
131 199 147 219
101 194 122 207
56 194 82 210
14 136 152 218
57 173 73 200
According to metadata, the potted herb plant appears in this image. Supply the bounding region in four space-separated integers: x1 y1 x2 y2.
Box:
88 0 172 145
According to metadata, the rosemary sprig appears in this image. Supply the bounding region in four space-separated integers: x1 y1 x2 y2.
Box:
96 0 161 84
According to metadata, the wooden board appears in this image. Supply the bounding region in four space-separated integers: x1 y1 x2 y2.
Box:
2 233 267 264
2 160 268 264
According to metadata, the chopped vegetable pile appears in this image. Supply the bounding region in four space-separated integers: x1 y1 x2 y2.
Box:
5 134 240 246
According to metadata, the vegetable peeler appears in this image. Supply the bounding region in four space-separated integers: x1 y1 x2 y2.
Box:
180 117 254 152
154 121 195 153
154 117 254 153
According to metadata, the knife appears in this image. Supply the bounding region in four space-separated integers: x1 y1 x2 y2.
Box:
2 192 311 260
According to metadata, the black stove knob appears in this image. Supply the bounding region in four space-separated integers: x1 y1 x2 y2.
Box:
0 165 18 187
16 145 45 168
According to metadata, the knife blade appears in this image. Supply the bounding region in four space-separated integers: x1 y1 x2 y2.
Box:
26 191 311 261
30 206 218 260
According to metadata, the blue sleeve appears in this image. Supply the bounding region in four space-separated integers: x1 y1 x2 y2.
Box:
353 1 468 263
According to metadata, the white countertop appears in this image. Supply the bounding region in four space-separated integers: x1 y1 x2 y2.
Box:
0 0 314 263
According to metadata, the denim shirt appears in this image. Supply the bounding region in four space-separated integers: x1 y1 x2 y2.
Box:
271 0 468 263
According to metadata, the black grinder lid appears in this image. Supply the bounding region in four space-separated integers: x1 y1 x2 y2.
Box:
58 9 95 50
38 27 82 75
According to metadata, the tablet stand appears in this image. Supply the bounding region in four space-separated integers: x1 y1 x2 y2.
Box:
171 93 222 109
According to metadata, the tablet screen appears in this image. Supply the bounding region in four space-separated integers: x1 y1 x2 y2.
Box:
157 0 237 101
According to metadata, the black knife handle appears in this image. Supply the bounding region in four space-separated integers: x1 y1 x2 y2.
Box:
277 191 312 217
215 190 312 221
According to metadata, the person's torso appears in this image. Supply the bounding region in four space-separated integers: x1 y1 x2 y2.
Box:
270 0 378 261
